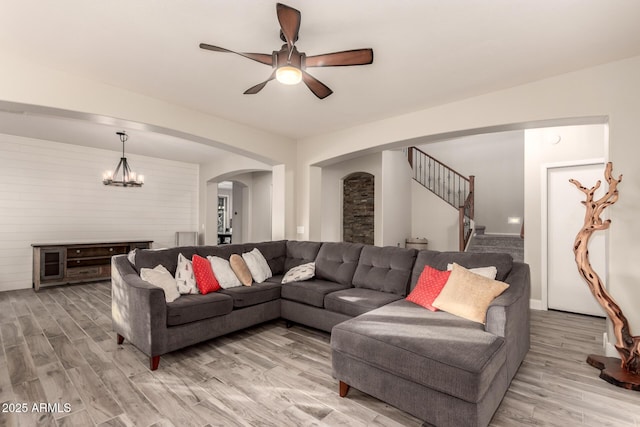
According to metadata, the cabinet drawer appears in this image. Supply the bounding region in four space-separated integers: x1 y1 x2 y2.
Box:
67 257 111 268
67 245 128 258
66 266 103 279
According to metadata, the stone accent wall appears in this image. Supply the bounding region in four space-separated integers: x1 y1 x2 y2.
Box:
343 172 374 245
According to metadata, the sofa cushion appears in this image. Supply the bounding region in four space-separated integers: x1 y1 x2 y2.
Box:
250 241 287 275
285 241 323 271
324 288 403 317
166 293 233 326
281 279 351 308
410 250 513 291
352 246 417 296
196 241 287 275
331 299 506 403
315 242 364 285
219 282 282 308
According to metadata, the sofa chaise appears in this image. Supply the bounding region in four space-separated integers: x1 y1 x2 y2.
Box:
111 239 530 426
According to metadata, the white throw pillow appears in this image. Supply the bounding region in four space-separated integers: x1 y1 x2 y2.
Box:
208 256 243 289
242 248 273 283
140 265 180 302
175 253 199 294
447 263 497 280
281 262 315 284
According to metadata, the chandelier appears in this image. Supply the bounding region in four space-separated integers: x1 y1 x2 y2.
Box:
102 131 144 187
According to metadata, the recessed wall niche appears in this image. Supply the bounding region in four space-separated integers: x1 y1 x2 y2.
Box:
342 172 375 245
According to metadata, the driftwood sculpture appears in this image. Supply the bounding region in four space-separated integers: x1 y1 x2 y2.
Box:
570 162 640 390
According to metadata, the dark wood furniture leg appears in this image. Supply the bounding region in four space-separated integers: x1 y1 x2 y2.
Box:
339 381 350 397
150 356 160 371
117 334 124 345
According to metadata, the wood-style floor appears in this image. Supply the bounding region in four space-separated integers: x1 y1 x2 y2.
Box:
1 282 639 427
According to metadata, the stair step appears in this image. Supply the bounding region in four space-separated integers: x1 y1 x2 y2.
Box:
475 225 486 235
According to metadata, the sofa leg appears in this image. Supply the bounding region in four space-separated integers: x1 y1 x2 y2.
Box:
339 381 350 397
286 320 294 328
117 334 124 345
150 356 160 371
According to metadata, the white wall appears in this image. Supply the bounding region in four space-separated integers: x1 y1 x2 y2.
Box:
320 153 382 244
251 171 273 242
411 180 459 251
524 124 606 303
0 133 198 291
381 150 413 247
417 131 525 234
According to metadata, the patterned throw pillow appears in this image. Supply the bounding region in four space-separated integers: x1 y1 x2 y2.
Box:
281 262 315 284
242 248 273 283
175 253 199 294
230 254 253 286
140 265 180 303
208 256 242 289
191 255 220 295
406 265 451 311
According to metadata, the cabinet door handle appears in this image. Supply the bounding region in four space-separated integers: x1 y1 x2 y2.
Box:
76 260 80 264
76 250 81 254
109 248 114 252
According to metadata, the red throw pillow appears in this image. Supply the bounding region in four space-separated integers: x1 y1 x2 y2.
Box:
406 265 451 311
192 255 220 294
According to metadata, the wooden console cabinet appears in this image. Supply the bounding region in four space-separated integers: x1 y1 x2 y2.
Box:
32 240 152 291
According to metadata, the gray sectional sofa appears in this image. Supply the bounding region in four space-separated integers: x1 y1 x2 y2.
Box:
111 239 530 427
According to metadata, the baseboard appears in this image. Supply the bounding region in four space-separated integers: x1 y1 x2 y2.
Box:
529 299 544 310
605 342 619 358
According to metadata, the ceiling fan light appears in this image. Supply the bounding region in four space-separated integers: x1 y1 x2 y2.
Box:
276 65 302 85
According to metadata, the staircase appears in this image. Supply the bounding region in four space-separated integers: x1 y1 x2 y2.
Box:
467 234 524 263
407 147 474 251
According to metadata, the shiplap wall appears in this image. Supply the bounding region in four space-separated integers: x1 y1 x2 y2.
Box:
0 133 199 291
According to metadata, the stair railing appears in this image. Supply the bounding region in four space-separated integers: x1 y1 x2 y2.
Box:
407 147 474 250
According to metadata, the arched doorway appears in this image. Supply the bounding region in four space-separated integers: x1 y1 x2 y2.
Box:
343 172 375 244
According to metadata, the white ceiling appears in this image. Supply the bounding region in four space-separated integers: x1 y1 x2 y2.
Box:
2 0 640 162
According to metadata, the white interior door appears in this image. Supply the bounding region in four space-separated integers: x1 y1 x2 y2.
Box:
547 163 606 317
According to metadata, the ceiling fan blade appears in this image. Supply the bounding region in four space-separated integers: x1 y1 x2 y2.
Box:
243 71 277 95
276 3 301 48
305 49 374 67
199 43 273 66
302 71 333 99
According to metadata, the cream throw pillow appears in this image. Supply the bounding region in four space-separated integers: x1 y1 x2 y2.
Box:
446 263 497 280
208 256 242 289
242 248 272 283
433 263 509 324
230 254 253 286
140 265 180 302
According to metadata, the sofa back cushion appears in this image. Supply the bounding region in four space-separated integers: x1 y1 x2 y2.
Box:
197 241 287 275
134 246 199 276
315 242 364 285
352 246 417 296
410 250 513 291
285 241 323 271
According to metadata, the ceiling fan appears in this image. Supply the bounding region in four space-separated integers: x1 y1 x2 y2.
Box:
199 3 374 99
